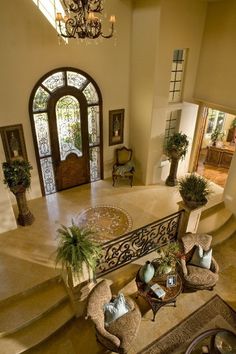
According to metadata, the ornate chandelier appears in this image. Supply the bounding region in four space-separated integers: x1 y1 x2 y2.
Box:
56 0 115 40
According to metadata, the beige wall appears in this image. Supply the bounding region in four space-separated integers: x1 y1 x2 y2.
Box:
194 0 236 112
224 151 236 216
0 140 17 233
131 0 207 184
0 0 132 203
129 0 161 182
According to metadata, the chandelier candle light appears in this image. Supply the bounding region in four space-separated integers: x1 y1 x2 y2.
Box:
56 0 115 40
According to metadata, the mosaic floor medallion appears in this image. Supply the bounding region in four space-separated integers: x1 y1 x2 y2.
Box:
76 205 133 242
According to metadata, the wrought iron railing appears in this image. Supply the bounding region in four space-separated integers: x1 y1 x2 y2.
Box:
96 210 184 277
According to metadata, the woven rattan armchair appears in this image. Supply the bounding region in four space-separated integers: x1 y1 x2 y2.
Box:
180 233 219 291
86 279 141 354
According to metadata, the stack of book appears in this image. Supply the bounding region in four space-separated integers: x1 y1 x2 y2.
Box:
150 283 166 299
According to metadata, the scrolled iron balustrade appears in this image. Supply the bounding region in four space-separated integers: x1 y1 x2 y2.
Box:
96 210 183 277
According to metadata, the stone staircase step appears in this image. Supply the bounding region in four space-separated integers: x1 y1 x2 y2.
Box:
212 215 236 246
0 299 75 354
197 202 232 234
0 276 68 337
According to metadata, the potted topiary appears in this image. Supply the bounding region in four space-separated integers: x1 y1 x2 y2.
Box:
2 159 35 226
55 220 102 288
178 173 212 209
165 132 189 186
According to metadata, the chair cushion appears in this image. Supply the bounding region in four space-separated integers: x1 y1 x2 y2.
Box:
104 293 130 326
190 245 212 269
185 265 218 287
113 161 134 176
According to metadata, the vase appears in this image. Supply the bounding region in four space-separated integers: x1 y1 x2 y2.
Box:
139 261 155 283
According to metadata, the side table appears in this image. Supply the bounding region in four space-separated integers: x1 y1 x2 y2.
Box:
135 270 182 321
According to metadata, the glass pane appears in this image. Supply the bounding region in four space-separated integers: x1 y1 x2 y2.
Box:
176 71 182 81
172 91 181 102
56 95 82 161
175 82 181 91
171 71 176 81
88 106 100 146
42 72 65 92
67 71 87 89
89 146 100 181
83 82 99 104
33 113 51 157
176 62 183 71
169 82 174 92
40 157 56 195
33 86 50 112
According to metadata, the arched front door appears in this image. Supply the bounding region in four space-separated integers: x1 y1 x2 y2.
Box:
49 89 89 190
29 68 103 195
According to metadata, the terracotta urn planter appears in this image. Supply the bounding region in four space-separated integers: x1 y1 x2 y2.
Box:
2 159 35 226
11 185 35 226
165 133 189 187
165 155 180 186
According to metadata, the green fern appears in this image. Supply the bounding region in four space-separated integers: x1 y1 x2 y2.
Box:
55 220 102 278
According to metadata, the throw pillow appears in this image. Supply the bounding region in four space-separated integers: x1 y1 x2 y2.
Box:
104 293 130 326
190 245 212 269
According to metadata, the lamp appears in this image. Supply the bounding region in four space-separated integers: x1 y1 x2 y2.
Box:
56 0 115 40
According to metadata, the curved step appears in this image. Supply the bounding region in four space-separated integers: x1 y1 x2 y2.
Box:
0 276 68 336
0 299 74 354
197 202 232 234
212 215 236 246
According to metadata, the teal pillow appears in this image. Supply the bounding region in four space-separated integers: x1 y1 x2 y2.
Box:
104 293 130 326
190 245 212 269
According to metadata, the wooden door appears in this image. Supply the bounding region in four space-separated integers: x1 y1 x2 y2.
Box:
49 88 90 191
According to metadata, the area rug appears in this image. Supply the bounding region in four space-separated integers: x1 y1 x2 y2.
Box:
76 205 132 243
138 295 236 354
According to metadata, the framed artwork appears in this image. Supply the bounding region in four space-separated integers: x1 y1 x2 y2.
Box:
109 109 124 146
0 124 28 162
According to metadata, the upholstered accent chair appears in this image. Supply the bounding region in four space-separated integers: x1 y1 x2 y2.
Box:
180 233 219 291
86 279 141 354
112 146 135 187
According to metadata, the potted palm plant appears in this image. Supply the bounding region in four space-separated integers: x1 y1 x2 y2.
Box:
178 173 212 209
55 220 102 288
2 159 34 225
165 132 189 186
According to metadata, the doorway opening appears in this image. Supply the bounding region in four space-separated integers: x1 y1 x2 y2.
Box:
194 107 236 188
29 67 103 195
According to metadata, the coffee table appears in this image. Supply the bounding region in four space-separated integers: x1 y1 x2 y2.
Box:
135 270 182 321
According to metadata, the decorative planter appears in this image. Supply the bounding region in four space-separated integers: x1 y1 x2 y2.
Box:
181 194 207 210
10 185 34 226
165 156 179 186
66 263 94 289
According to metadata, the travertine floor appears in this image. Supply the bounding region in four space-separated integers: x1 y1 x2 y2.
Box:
0 178 233 354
